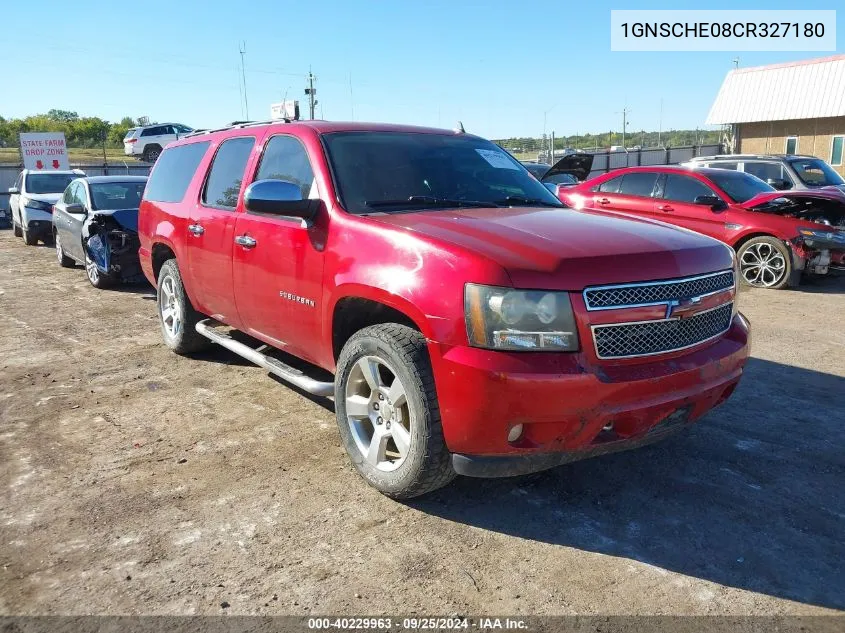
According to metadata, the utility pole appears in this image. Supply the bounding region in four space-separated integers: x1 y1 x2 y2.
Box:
305 70 318 120
658 98 663 147
239 42 249 120
621 107 630 149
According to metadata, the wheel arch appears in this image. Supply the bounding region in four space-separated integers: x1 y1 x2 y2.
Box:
329 289 433 364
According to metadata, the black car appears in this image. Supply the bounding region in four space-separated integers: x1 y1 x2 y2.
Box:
52 176 148 288
520 154 594 196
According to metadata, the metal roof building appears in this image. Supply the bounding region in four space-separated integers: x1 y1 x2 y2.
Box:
706 55 845 175
707 54 845 125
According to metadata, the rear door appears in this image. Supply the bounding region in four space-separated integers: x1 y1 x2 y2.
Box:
590 171 659 219
231 133 325 364
657 173 728 240
186 136 257 326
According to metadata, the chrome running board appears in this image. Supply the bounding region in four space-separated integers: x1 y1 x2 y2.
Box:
195 319 334 397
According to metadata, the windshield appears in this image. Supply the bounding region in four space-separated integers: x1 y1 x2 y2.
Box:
706 169 775 203
25 173 79 195
788 158 845 187
323 132 564 214
90 181 146 210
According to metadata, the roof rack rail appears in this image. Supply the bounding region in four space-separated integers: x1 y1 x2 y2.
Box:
183 119 292 138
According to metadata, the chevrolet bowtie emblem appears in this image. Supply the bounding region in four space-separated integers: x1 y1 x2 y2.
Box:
666 296 703 319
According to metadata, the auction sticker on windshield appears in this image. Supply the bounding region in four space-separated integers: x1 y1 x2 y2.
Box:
19 132 70 170
476 148 520 170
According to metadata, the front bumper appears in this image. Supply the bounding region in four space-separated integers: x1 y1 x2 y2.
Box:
430 314 749 477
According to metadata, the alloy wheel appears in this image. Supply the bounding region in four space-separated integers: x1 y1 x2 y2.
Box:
85 255 100 285
159 275 182 338
740 242 786 288
344 356 412 472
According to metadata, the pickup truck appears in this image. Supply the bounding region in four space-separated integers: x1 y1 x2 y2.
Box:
138 121 750 498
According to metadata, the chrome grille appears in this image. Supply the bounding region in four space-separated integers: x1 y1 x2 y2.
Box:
593 303 733 359
584 271 734 310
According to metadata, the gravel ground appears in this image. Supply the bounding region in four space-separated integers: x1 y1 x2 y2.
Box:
0 229 843 617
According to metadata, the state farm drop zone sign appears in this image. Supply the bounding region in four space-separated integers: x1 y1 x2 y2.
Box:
19 132 70 170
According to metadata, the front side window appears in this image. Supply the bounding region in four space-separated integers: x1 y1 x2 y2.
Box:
789 158 845 187
25 173 79 194
707 169 775 203
830 136 844 167
144 141 210 203
322 132 562 214
618 172 658 197
663 175 717 203
256 135 316 199
785 137 798 155
90 182 147 210
202 137 255 209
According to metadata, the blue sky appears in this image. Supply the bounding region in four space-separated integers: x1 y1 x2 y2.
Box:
1 0 841 139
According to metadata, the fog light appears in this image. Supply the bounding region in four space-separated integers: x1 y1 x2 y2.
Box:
507 424 524 443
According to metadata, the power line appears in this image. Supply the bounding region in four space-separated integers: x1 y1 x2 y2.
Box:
239 42 249 120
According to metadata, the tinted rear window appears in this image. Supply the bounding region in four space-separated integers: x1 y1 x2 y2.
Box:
144 142 210 203
124 128 139 139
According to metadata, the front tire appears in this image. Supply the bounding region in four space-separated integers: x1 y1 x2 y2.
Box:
13 220 22 237
737 236 791 290
156 259 210 355
22 225 37 246
335 324 455 499
85 253 114 288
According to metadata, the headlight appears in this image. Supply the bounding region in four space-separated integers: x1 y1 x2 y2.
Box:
464 284 579 351
797 227 845 245
22 198 53 212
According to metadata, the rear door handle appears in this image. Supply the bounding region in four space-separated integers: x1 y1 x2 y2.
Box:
597 198 610 205
657 204 674 212
188 224 205 236
235 235 257 248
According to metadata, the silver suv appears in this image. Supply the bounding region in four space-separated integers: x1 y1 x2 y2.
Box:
686 154 845 193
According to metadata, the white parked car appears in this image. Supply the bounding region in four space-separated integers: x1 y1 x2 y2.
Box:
9 170 85 245
123 123 193 163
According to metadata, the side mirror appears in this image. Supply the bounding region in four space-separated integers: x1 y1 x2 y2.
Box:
8 187 19 194
694 195 727 211
65 203 86 215
243 179 317 221
767 178 791 190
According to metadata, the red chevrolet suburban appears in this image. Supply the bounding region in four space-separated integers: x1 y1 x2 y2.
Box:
138 121 750 498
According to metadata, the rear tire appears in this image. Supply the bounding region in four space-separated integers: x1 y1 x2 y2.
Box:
55 234 75 268
156 259 210 355
737 236 791 290
143 145 162 163
335 323 455 499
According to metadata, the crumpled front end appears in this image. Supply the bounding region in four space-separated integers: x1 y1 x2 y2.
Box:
82 215 143 282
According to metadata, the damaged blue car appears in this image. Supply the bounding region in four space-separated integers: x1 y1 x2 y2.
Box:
52 176 148 288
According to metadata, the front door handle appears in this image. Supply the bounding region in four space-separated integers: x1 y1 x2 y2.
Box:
188 223 205 236
597 198 610 205
235 235 257 248
657 204 674 212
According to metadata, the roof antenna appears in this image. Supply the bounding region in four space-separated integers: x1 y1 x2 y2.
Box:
455 120 466 133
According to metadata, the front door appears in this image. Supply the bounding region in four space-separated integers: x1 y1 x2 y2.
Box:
657 173 728 241
54 181 88 261
232 133 326 364
186 136 257 327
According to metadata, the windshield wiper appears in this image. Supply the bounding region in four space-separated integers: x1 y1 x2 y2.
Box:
364 196 500 210
495 195 563 208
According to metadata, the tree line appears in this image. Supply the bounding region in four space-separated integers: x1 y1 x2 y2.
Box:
0 110 141 150
496 128 723 152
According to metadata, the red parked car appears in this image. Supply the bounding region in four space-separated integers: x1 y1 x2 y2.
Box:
558 166 845 289
138 121 749 498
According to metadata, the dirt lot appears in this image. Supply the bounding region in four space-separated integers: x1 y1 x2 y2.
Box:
0 229 843 617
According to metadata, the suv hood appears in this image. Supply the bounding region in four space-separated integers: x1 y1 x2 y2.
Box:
542 153 594 182
371 207 733 290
